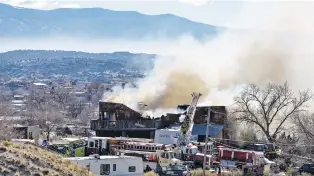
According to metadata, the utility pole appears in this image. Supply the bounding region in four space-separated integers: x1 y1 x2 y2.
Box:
203 108 211 176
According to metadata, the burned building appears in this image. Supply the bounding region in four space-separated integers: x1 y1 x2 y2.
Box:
98 102 143 121
177 105 227 124
158 113 180 129
91 101 230 141
91 102 161 139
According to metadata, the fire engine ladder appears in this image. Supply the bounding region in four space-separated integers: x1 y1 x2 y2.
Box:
179 92 202 146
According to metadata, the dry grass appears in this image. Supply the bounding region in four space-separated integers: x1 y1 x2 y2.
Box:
0 142 93 176
144 169 243 176
144 171 159 176
264 165 271 176
191 169 242 176
191 169 213 176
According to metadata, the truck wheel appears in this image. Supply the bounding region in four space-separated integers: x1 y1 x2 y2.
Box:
265 154 270 158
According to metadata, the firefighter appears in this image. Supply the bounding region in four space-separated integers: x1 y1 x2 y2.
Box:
216 166 222 176
145 165 152 172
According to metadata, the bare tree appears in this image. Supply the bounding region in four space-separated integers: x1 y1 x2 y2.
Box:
0 91 22 140
0 89 17 140
24 91 65 141
39 109 64 141
0 103 13 117
0 120 23 141
67 100 85 119
232 82 313 142
0 87 14 116
25 90 48 112
0 87 12 102
52 88 71 107
77 103 97 125
87 82 105 100
238 126 258 143
23 90 48 125
30 98 64 141
0 103 21 141
294 113 314 151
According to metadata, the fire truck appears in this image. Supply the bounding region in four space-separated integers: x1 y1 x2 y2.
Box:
181 143 212 167
243 143 281 160
212 146 265 169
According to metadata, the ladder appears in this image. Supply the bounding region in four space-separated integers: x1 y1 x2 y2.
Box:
179 92 202 146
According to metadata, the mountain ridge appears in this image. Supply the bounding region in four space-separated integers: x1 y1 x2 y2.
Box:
0 3 221 40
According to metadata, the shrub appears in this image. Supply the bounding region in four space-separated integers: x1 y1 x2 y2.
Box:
13 144 21 149
301 173 312 176
42 170 49 175
3 141 13 147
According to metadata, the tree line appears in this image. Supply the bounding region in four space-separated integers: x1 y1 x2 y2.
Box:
0 83 105 141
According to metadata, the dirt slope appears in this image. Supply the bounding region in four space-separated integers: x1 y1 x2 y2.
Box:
0 142 92 176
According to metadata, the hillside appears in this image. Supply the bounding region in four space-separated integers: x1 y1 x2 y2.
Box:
0 3 220 40
0 142 92 176
0 50 156 83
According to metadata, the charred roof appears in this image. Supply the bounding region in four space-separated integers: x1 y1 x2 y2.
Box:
99 101 142 117
177 105 226 112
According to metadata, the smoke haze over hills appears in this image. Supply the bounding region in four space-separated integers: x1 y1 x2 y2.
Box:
104 2 314 115
1 2 314 116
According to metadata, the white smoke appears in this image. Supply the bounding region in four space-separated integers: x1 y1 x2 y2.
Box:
179 115 186 123
105 2 314 115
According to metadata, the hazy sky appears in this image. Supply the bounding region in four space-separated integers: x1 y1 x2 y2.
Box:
2 0 312 29
0 0 249 28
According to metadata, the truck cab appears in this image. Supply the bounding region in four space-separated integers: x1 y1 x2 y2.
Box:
299 163 314 174
86 137 109 155
182 143 198 160
194 142 214 155
157 149 183 169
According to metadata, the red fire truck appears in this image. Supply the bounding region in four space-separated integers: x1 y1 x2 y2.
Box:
182 143 211 167
212 146 264 169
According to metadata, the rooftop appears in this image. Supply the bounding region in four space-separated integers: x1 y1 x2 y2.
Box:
11 100 24 104
33 82 47 86
63 155 138 161
13 95 24 98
